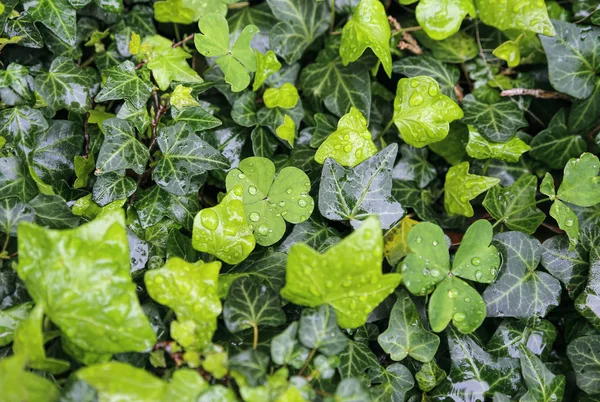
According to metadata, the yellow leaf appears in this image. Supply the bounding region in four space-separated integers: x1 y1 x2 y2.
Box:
384 216 419 266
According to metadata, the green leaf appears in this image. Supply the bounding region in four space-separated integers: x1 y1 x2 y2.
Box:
483 175 546 234
429 276 487 333
0 302 32 347
34 57 97 114
263 83 299 109
153 122 229 195
461 91 528 142
0 356 60 402
171 106 223 132
298 305 348 355
539 20 599 99
266 0 329 64
253 50 281 91
416 0 475 41
493 37 522 68
144 35 202 91
483 231 562 318
519 344 566 402
271 322 306 366
542 235 588 298
414 31 479 63
575 247 600 331
556 153 600 207
251 126 279 158
567 335 600 395
0 106 48 146
314 107 377 167
170 85 200 110
0 197 34 236
226 157 314 246
275 114 296 147
74 155 94 189
145 258 221 351
340 0 392 76
96 118 149 175
338 339 379 378
474 0 555 36
487 319 557 359
444 161 500 217
192 185 255 264
281 216 402 328
415 360 446 392
29 194 79 228
383 215 419 266
570 81 600 134
393 76 463 148
232 91 257 127
92 173 136 207
550 200 579 249
223 277 285 333
319 144 404 229
222 249 287 294
22 0 76 45
466 125 530 162
369 363 415 402
229 349 270 386
194 13 259 92
452 219 501 283
95 61 153 109
392 145 436 188
529 109 587 169
17 211 156 355
392 55 460 101
377 290 440 362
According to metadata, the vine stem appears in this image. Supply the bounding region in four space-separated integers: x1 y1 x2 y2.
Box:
298 348 317 377
1 235 9 255
172 33 195 48
252 324 259 350
329 0 336 33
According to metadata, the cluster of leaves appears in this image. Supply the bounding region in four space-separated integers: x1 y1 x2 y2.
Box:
2 0 600 400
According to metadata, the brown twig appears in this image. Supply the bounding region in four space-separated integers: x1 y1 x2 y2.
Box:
172 33 195 48
154 341 184 367
500 88 572 100
388 16 423 55
298 348 317 377
454 84 464 104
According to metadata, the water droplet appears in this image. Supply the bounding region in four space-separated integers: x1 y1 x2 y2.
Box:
415 236 422 244
154 275 164 283
238 173 246 179
431 269 440 278
428 83 439 97
233 186 243 196
310 286 320 296
471 257 481 266
410 79 420 88
258 225 269 236
249 212 260 222
355 149 363 159
565 219 573 227
201 209 219 231
453 312 466 322
448 289 458 299
343 144 352 152
401 263 408 272
248 186 257 195
464 297 471 303
432 240 438 246
409 92 424 107
298 199 307 208
278 200 286 207
286 188 292 194
475 270 482 280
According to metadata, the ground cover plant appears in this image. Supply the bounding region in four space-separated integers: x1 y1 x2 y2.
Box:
1 0 600 400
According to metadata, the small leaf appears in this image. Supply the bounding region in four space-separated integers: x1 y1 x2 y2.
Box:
519 337 565 401
444 161 500 217
393 76 463 148
369 363 415 402
378 290 440 362
0 198 34 236
392 55 460 100
263 83 299 109
298 305 348 356
556 153 600 207
145 35 202 91
452 219 500 283
95 61 153 109
92 174 137 207
280 216 402 328
0 302 32 347
338 340 379 378
475 0 555 36
171 106 223 132
392 145 436 188
466 125 530 162
429 276 486 333
416 0 475 41
253 50 281 91
567 335 600 395
170 85 200 109
96 118 149 175
415 360 446 392
493 36 522 68
275 114 295 147
575 247 600 331
383 215 419 267
192 185 255 264
549 200 579 249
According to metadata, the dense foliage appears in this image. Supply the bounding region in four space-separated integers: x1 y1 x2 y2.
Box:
1 0 600 400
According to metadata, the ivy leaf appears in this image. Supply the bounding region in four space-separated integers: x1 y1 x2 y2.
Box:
263 83 299 109
575 247 600 331
483 231 562 318
266 0 329 64
0 302 32 347
483 175 545 234
194 13 258 92
461 91 528 142
92 174 136 207
416 0 475 41
171 106 222 132
0 106 48 146
529 109 587 169
153 122 229 195
567 335 600 395
474 0 555 36
493 37 522 68
338 339 379 378
145 258 221 351
29 194 79 229
298 305 348 355
271 322 305 365
518 332 565 401
22 0 76 45
556 153 600 207
314 107 377 167
340 0 392 76
95 61 153 109
369 363 415 402
415 360 446 392
393 76 463 148
444 161 500 217
226 157 314 246
223 277 285 334
377 290 440 362
539 20 599 99
192 185 255 264
414 31 478 63
221 249 287 293
251 126 279 158
96 118 149 175
466 125 530 162
17 211 156 355
383 215 419 266
253 50 281 91
34 57 97 114
0 356 60 402
144 35 202 91
0 158 37 203
319 144 404 229
281 215 402 328
392 145 436 188
392 55 460 100
487 319 557 359
0 198 35 236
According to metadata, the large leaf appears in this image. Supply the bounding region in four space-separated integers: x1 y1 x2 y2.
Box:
96 118 149 175
416 0 475 40
17 211 156 355
280 215 402 328
22 0 76 45
95 61 153 109
519 344 566 402
392 55 460 100
475 0 555 36
567 335 600 395
483 231 561 318
319 144 404 229
556 153 600 207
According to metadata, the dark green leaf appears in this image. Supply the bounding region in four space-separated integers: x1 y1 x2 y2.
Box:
298 305 347 356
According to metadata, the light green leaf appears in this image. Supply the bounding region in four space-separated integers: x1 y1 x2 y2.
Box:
466 125 530 162
556 153 600 207
223 277 286 333
539 20 599 99
393 76 463 148
170 85 200 109
474 0 555 36
192 185 256 264
281 216 402 328
340 0 392 76
429 275 486 333
414 31 478 63
253 50 282 91
153 0 195 25
96 118 150 175
315 107 377 167
416 0 475 41
493 36 522 68
415 360 446 392
22 0 76 45
275 114 296 147
378 290 440 362
444 161 500 217
383 215 419 267
483 231 561 318
17 211 156 355
263 83 299 109
144 35 202 91
483 175 546 234
298 305 348 355
392 55 460 100
145 258 221 351
195 13 259 92
567 335 600 395
0 356 60 402
452 219 500 283
34 57 97 113
95 61 153 109
266 0 329 64
550 200 579 249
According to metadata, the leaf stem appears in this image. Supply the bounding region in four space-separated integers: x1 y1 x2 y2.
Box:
252 324 259 350
173 23 181 42
298 348 317 377
329 0 336 34
1 235 9 255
